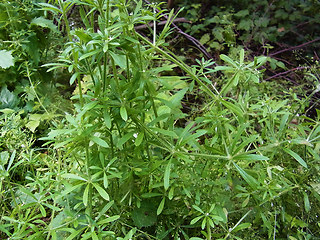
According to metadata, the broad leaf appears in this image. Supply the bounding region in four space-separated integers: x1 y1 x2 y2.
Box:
0 50 14 69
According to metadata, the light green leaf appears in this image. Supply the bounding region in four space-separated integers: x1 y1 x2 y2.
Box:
61 173 87 181
79 49 101 61
164 159 171 191
109 51 127 69
152 127 177 138
303 192 310 212
211 215 223 221
90 136 109 148
234 154 269 161
0 50 14 69
232 223 252 232
65 229 84 240
200 33 210 45
103 110 112 128
192 205 204 214
190 216 203 225
220 54 238 68
141 192 163 198
38 3 62 14
98 215 120 224
283 148 308 168
120 106 128 121
26 120 40 133
117 132 133 148
233 162 259 189
31 17 57 32
83 184 90 206
208 218 215 228
239 49 245 66
201 218 206 229
157 197 165 215
103 173 108 189
221 100 244 121
70 72 80 85
93 183 110 201
92 232 99 240
134 132 144 146
168 187 174 200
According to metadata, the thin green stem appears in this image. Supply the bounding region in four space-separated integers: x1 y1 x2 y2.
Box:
25 64 49 115
206 219 212 240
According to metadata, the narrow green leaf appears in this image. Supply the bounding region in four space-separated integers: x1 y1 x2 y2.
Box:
232 223 252 232
59 184 84 198
83 184 90 206
209 203 216 213
90 136 109 148
221 100 244 120
211 215 223 221
220 54 238 68
103 110 112 128
117 132 133 148
239 49 245 66
152 127 177 138
65 229 84 240
38 3 62 14
79 49 101 61
6 150 16 171
69 72 80 85
208 218 215 228
40 205 46 217
157 198 165 215
141 193 162 198
93 183 110 201
303 192 310 212
201 218 206 229
96 200 114 221
190 216 203 225
98 215 120 224
134 132 144 146
234 154 269 161
164 159 172 191
283 148 308 168
92 232 99 240
61 173 86 181
168 187 174 200
120 106 128 121
103 173 108 189
192 205 204 214
233 162 259 189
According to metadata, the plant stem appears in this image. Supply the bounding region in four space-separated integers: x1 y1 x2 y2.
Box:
207 220 212 240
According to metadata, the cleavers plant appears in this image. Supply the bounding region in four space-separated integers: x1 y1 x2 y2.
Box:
0 0 319 239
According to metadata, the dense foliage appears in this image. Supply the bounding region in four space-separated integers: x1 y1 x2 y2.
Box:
0 0 319 239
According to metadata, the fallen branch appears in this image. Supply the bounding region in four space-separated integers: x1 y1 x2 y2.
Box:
264 66 308 81
269 38 320 57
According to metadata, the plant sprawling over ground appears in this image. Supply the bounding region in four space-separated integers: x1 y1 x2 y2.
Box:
0 0 319 239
